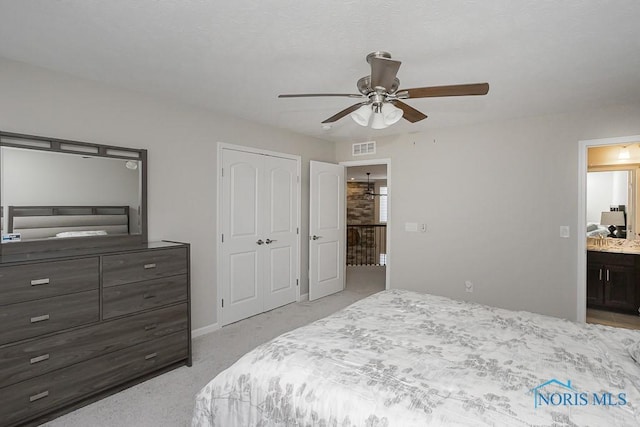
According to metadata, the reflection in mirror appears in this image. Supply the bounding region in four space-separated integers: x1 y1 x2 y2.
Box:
586 170 632 240
1 147 142 243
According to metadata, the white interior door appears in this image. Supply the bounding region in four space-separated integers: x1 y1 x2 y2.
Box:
221 149 264 325
309 161 345 301
221 148 299 326
262 155 298 311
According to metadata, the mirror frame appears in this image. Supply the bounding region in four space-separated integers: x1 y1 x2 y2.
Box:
0 130 147 256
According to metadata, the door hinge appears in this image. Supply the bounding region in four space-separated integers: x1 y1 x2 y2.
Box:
297 175 300 183
296 279 299 287
221 234 224 243
221 299 224 308
221 167 224 177
296 227 299 235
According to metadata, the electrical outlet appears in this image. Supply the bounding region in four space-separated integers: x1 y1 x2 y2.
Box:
465 280 474 293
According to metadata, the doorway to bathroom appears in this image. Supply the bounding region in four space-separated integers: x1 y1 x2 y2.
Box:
580 136 640 329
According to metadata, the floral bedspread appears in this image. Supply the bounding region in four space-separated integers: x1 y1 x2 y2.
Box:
192 289 640 426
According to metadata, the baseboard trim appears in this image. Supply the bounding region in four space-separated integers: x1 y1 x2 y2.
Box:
300 293 309 301
192 322 220 338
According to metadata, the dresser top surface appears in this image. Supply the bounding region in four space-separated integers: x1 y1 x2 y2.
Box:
0 241 187 265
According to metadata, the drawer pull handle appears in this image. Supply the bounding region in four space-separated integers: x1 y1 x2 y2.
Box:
144 263 157 269
30 278 50 286
30 390 49 402
30 354 50 364
145 352 158 360
144 323 158 331
30 314 50 323
143 293 156 300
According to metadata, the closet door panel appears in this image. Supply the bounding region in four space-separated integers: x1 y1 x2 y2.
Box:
221 150 264 325
263 156 298 312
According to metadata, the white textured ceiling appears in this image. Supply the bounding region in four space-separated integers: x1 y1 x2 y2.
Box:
1 1 639 142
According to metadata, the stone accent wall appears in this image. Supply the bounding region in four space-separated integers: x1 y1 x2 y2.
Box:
347 182 378 265
347 182 375 224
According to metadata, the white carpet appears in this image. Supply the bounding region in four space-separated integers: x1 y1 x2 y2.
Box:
42 266 385 427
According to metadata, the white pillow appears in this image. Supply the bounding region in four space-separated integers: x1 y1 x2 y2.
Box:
56 230 108 238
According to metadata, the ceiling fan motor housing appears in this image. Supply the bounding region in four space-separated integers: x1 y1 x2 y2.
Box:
357 76 400 97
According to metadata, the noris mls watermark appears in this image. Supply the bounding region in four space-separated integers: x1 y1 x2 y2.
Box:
530 379 627 409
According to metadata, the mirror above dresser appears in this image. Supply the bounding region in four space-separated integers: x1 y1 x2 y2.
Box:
0 131 147 255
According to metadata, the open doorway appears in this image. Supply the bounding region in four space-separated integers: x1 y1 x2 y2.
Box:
343 161 389 295
581 139 640 329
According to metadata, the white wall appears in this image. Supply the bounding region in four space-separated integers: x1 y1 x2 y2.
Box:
0 58 334 331
336 103 640 320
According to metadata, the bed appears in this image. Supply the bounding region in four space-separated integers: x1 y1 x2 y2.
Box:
7 205 130 239
587 223 611 238
192 289 640 426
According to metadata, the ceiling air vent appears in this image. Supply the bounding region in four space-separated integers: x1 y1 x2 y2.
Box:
352 141 376 156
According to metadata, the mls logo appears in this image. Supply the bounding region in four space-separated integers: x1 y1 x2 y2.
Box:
530 379 627 409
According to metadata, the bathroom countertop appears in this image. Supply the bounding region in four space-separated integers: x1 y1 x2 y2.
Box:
587 246 640 254
587 242 640 254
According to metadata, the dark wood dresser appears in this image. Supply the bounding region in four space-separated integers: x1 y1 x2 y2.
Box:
0 241 191 427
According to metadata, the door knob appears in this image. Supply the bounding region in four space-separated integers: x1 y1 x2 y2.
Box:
311 235 322 240
265 239 277 244
256 239 264 245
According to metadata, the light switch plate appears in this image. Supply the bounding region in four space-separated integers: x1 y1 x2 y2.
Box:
405 222 418 232
560 226 570 238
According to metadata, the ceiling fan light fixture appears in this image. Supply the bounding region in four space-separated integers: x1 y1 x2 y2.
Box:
382 103 403 125
350 104 372 127
370 111 388 129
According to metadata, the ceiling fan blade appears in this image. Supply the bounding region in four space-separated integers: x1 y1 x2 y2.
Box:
321 103 366 123
394 101 428 123
400 83 489 99
278 93 363 98
370 57 401 91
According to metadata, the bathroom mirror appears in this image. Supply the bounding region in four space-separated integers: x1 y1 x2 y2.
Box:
0 131 147 255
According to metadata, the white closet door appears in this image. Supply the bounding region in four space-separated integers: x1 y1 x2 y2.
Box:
221 149 299 326
262 155 298 311
221 149 264 325
309 161 345 301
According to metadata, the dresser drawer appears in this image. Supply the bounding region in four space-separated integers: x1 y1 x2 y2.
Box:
0 331 188 427
0 258 98 306
0 291 99 345
102 275 188 319
102 247 187 287
0 303 188 387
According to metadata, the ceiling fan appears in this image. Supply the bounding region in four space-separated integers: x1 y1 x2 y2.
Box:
278 51 489 129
